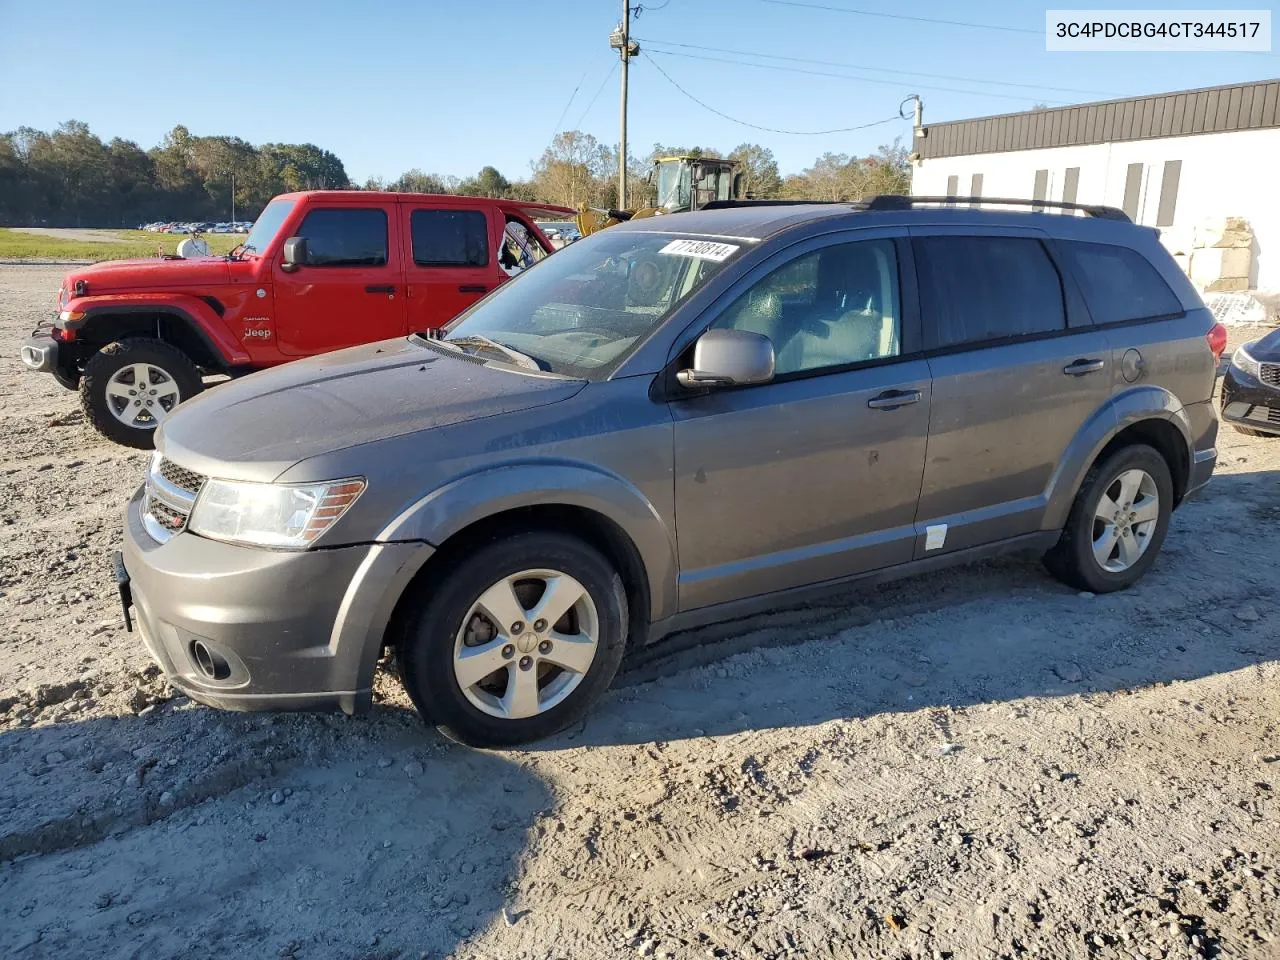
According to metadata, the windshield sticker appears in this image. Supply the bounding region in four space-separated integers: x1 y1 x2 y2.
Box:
659 238 740 262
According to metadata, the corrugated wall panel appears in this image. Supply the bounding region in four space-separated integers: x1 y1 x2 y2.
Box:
916 80 1280 159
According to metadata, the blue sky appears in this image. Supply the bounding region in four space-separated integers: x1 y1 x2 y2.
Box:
1 0 1275 183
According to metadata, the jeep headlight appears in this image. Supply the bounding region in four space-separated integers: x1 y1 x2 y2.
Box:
1232 344 1261 379
188 477 365 549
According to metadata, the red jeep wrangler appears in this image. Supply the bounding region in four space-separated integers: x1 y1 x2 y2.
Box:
19 191 573 447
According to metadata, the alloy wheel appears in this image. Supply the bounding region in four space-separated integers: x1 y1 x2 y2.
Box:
452 568 600 721
1091 468 1160 573
104 363 182 428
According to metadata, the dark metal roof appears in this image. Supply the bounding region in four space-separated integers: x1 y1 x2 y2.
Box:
917 78 1280 160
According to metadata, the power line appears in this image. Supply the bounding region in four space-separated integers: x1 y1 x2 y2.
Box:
572 62 619 131
644 47 1070 104
547 70 589 147
759 0 1040 34
634 37 1114 97
645 53 907 134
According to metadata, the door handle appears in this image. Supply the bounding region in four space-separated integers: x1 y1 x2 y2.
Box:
458 284 489 293
867 389 922 410
1063 358 1106 376
364 284 396 294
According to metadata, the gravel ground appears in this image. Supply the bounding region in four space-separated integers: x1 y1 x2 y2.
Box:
2 262 1279 960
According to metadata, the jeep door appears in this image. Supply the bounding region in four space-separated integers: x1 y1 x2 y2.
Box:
670 231 932 611
272 205 407 356
908 227 1113 555
401 203 502 333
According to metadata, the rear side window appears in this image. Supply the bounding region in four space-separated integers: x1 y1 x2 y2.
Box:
412 209 489 267
914 236 1066 350
1056 241 1183 324
296 208 388 267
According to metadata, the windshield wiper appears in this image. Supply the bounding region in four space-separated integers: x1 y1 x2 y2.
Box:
442 334 544 371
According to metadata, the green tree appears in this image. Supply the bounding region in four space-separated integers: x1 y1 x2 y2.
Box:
727 143 782 199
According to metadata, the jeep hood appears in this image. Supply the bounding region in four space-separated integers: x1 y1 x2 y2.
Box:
157 338 586 480
66 256 232 294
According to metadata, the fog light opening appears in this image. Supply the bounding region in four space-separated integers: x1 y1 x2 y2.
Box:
191 640 231 681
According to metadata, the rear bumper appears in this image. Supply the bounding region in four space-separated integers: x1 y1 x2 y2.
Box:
120 485 431 714
1221 367 1280 436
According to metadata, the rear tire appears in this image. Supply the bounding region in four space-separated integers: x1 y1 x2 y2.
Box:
80 339 203 449
398 531 628 748
1043 444 1173 593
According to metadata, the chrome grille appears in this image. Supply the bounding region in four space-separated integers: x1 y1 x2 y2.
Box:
158 458 205 495
1260 363 1280 387
142 455 203 543
147 498 187 533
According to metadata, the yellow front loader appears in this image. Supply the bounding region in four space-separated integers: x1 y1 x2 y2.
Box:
576 156 743 238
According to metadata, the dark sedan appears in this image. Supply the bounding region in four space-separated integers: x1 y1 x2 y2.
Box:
1222 327 1280 437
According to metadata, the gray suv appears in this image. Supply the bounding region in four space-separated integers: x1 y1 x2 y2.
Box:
115 196 1222 746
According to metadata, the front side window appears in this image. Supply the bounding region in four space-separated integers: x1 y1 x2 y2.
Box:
1057 241 1182 325
714 239 901 376
499 216 549 276
914 236 1065 350
412 209 489 267
442 231 743 377
296 208 387 267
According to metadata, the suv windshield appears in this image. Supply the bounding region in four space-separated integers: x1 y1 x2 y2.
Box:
241 198 296 255
440 230 745 377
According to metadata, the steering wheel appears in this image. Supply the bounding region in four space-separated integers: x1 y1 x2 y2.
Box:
627 256 665 305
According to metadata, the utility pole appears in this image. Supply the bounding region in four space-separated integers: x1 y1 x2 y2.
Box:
230 171 236 227
610 4 640 209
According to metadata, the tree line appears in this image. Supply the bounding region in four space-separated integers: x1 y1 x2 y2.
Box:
0 120 910 227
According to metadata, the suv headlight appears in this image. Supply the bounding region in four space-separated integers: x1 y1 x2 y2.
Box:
188 477 366 549
1232 344 1261 379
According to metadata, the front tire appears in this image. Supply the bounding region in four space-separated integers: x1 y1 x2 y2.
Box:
399 532 628 747
1044 443 1173 593
80 339 203 449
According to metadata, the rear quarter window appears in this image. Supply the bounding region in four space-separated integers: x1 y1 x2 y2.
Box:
1055 240 1183 324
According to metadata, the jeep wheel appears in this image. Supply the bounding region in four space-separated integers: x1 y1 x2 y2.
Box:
80 339 204 449
1044 443 1173 593
399 532 628 747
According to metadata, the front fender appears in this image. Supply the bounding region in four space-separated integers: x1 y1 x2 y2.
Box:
1041 384 1192 530
67 293 250 365
378 459 679 622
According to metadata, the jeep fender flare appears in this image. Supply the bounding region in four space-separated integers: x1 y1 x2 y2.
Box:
1042 383 1193 530
67 294 250 366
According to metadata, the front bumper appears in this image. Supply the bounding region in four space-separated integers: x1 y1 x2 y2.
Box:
20 333 57 373
119 485 430 714
1221 366 1280 436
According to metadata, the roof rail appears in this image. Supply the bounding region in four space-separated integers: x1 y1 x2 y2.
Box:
862 195 1131 221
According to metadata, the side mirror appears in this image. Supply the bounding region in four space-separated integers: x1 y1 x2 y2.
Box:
677 329 774 389
732 172 744 199
280 236 307 272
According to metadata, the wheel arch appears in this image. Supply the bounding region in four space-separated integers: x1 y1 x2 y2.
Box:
71 300 248 370
1043 384 1194 530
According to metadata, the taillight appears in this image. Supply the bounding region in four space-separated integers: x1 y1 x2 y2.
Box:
1207 322 1227 362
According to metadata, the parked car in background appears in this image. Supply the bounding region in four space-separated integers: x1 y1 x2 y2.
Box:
113 196 1223 747
1221 328 1280 436
19 191 573 447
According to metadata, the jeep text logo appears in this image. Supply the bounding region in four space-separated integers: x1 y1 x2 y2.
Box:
243 318 273 340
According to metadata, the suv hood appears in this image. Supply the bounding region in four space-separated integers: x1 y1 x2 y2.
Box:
1246 327 1280 363
158 338 587 481
66 256 232 294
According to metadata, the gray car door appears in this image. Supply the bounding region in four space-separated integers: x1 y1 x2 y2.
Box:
908 226 1113 557
669 231 932 612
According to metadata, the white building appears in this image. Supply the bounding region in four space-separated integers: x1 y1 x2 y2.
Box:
910 79 1280 292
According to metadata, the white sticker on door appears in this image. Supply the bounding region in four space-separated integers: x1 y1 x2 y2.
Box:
924 524 948 551
658 238 740 262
